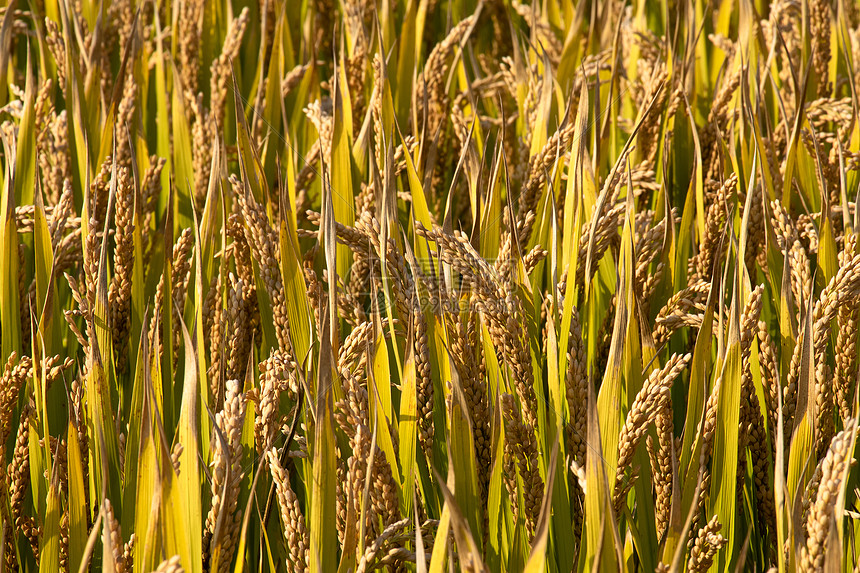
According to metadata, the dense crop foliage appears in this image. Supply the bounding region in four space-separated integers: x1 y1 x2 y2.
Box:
2 0 860 571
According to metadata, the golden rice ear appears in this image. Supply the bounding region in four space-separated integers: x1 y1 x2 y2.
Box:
109 165 134 373
153 555 186 573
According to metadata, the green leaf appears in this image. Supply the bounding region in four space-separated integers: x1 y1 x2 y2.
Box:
329 59 356 280
278 180 313 366
433 466 488 573
0 167 21 361
14 50 36 207
67 416 88 573
399 343 418 519
309 313 338 572
176 320 203 573
38 465 62 573
708 286 744 569
523 441 558 573
171 68 196 230
446 368 482 546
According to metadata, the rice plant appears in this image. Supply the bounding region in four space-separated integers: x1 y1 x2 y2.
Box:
2 0 860 571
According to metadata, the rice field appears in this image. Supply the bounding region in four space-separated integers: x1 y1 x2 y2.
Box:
1 0 860 571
